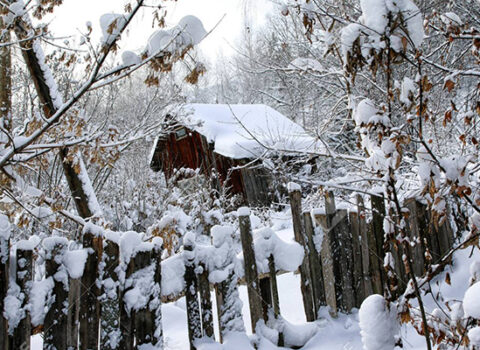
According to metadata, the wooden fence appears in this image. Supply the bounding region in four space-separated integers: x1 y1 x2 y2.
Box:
0 188 456 349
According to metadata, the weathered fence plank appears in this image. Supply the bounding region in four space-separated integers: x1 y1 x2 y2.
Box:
349 211 365 308
80 227 101 350
324 192 344 312
198 229 214 339
0 231 9 350
152 239 164 348
288 186 315 321
214 285 224 343
405 198 427 276
101 239 120 350
335 209 355 311
44 238 69 350
259 276 272 321
268 255 284 346
238 208 264 331
67 278 81 350
134 250 155 348
356 195 373 298
303 211 326 314
119 253 135 350
13 244 33 350
370 195 387 291
314 214 338 316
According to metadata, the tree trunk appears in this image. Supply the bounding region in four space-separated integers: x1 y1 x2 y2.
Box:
13 18 96 219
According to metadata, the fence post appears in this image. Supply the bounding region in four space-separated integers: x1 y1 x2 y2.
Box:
13 243 34 349
80 226 102 350
304 211 326 314
0 219 10 350
44 237 69 350
288 184 315 321
184 235 202 349
101 238 120 350
356 195 373 297
237 207 264 332
134 249 155 347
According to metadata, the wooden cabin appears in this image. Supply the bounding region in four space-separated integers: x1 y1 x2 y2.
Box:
149 104 319 206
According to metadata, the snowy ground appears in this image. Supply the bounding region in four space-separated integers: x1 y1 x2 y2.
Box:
30 211 477 349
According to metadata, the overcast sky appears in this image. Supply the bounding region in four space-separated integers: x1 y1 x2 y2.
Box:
49 0 274 59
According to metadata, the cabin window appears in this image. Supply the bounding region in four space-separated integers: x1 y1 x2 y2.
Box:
174 127 187 140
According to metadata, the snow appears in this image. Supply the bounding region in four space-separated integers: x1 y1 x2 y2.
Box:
146 30 175 56
100 13 127 45
30 277 55 327
16 235 41 251
121 50 141 66
341 23 362 57
360 0 389 34
146 15 206 56
4 282 23 334
25 185 43 197
441 12 463 26
9 1 25 17
0 213 11 241
31 205 53 219
359 294 399 350
161 253 185 297
463 282 480 319
32 40 63 110
469 327 480 347
253 227 304 274
77 155 103 217
120 231 143 264
399 77 415 105
343 0 424 58
63 249 88 279
124 263 156 312
237 207 251 217
176 15 208 46
287 182 301 192
179 104 322 159
354 99 380 126
288 57 323 72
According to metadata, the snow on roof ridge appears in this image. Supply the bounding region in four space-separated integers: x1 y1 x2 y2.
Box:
177 103 321 159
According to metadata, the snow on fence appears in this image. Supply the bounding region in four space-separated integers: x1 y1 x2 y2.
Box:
0 188 456 350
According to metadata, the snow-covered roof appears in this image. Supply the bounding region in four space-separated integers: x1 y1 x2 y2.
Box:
177 103 321 159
